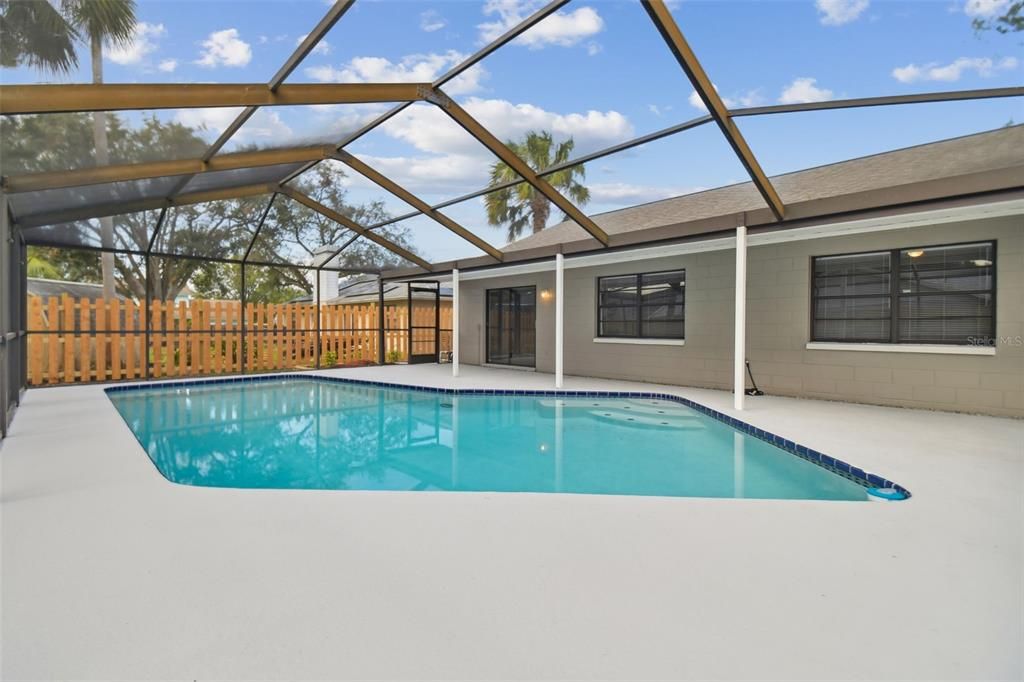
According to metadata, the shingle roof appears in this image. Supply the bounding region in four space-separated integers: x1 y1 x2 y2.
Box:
27 278 127 301
502 125 1024 254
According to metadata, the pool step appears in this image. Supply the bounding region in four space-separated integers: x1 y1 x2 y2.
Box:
538 399 704 430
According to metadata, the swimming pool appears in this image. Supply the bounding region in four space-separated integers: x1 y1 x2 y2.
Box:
107 375 908 500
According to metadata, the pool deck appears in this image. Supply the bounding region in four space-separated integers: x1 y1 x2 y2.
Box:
2 364 1022 680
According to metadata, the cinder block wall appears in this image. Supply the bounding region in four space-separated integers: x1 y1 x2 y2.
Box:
457 214 1023 417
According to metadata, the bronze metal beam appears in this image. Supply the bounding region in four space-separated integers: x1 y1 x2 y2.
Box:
16 183 274 228
426 88 610 246
278 186 432 271
197 0 355 168
0 83 426 115
730 86 1024 117
332 151 504 261
268 0 354 91
276 0 572 188
641 0 785 221
4 145 335 194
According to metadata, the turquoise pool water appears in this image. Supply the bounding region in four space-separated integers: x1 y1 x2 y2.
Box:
108 377 872 500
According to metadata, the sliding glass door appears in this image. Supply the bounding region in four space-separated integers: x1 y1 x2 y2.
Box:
486 286 536 368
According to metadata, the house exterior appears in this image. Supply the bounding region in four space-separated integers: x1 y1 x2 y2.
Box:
399 127 1024 418
292 276 453 305
27 277 127 302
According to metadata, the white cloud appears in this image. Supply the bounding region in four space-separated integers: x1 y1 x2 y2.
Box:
479 1 604 49
157 58 177 73
106 22 166 65
296 34 331 56
420 10 447 32
304 50 487 95
175 107 291 144
778 77 833 104
439 98 632 154
195 28 252 68
963 0 1010 17
586 41 602 56
815 0 870 25
348 98 633 196
687 86 764 111
588 182 701 206
891 56 1018 83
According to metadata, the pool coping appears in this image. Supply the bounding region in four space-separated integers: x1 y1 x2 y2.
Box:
105 372 912 500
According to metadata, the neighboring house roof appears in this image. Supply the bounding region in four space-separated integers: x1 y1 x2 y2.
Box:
27 277 127 301
291 278 453 304
501 125 1024 255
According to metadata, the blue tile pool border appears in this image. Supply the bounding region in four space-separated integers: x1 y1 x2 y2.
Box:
106 373 911 500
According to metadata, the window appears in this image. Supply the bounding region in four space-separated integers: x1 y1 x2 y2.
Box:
811 242 995 345
597 269 684 339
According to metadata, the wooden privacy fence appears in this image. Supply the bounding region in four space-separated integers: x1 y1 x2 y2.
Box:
27 295 452 386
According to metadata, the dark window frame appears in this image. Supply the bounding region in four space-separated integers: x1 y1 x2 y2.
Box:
595 268 685 340
810 240 997 346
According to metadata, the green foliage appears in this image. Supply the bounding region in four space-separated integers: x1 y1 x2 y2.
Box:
0 0 137 75
322 350 338 367
26 246 101 283
0 112 209 175
5 113 420 304
386 349 403 364
485 131 589 243
972 1 1023 32
62 0 138 50
0 0 77 74
26 251 63 280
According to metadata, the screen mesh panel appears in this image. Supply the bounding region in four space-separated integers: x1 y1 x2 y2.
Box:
249 193 359 267
150 198 269 260
20 212 158 251
177 162 307 195
9 176 181 222
0 111 226 176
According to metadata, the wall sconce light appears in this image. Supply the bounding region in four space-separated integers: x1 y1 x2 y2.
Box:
539 289 553 301
907 249 925 258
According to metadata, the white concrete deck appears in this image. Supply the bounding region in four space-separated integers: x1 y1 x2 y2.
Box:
2 364 1022 680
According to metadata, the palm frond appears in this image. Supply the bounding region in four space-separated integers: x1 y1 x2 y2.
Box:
0 0 79 74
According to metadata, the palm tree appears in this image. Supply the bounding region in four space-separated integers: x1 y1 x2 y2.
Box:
0 1 76 73
66 1 138 299
1 0 138 298
485 131 589 243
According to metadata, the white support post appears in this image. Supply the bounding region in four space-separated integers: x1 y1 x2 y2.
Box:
555 252 564 389
452 268 460 377
734 225 747 410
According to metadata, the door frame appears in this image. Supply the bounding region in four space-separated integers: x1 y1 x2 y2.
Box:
407 281 440 364
484 285 537 368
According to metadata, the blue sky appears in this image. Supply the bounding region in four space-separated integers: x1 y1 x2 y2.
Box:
3 0 1022 263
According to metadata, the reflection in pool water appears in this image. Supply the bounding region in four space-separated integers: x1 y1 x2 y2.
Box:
108 378 870 500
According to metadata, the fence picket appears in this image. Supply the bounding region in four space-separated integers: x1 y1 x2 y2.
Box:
124 300 137 379
109 299 122 381
26 295 452 385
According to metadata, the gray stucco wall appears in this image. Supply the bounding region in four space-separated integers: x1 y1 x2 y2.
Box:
458 215 1023 417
